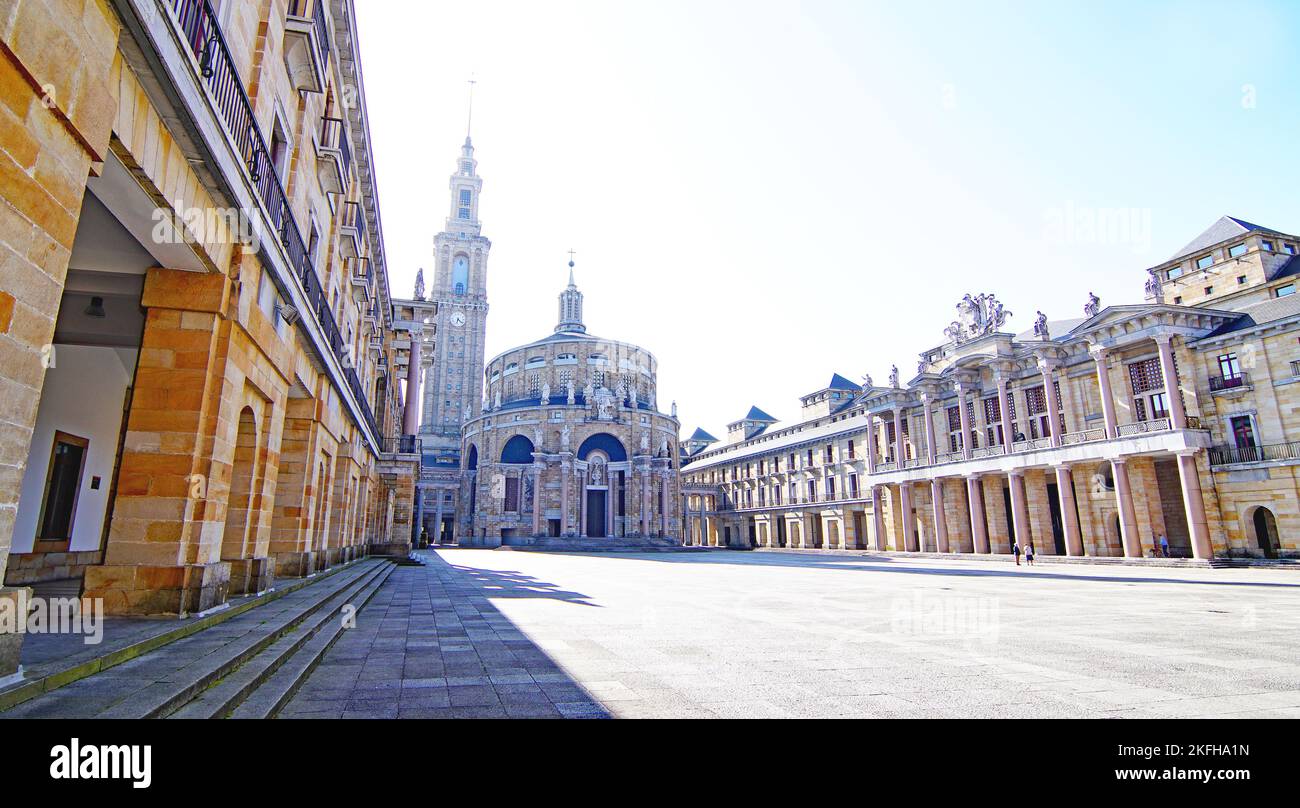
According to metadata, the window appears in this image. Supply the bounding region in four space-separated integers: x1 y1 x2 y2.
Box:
460 189 472 207
1174 296 1183 304
1228 243 1248 258
1277 284 1296 298
504 477 520 513
1261 241 1273 252
1217 353 1242 382
1196 255 1215 271
38 432 89 542
1204 286 1214 295
1238 275 1248 285
461 161 473 175
1168 266 1184 280
1286 244 1297 255
827 477 837 500
1230 416 1257 450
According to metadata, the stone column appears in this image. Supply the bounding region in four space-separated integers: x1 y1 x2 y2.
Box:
403 333 421 436
1041 359 1063 446
871 485 887 551
1091 346 1119 439
1054 465 1084 556
1007 471 1031 551
899 483 917 552
434 496 445 545
1112 458 1142 558
865 413 879 473
892 407 905 464
561 459 571 536
966 475 989 554
996 375 1014 452
1177 452 1213 560
532 464 544 537
921 394 938 464
1155 335 1187 429
956 383 974 459
641 470 651 537
931 478 949 553
580 470 589 537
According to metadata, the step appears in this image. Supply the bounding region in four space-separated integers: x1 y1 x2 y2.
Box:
226 564 395 719
0 558 368 714
165 562 394 719
0 560 387 719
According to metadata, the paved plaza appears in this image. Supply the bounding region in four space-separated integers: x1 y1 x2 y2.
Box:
281 549 1300 719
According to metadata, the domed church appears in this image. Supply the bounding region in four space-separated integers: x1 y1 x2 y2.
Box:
456 261 682 546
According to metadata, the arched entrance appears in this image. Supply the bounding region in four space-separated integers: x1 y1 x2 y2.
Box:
222 408 258 563
1251 507 1279 559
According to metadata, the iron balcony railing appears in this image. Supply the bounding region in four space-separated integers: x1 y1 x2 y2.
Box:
1210 442 1300 467
1208 372 1249 392
382 436 422 455
166 0 379 442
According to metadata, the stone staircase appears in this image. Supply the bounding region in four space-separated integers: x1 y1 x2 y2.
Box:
0 557 394 719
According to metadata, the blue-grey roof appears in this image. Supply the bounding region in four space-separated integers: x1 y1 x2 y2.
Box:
1269 255 1299 282
827 373 862 391
688 427 718 442
1202 292 1300 338
745 405 777 422
1169 216 1273 262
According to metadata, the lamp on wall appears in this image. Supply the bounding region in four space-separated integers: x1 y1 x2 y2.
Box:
84 296 106 318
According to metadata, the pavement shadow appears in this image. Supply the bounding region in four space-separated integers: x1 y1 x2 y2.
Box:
449 562 603 607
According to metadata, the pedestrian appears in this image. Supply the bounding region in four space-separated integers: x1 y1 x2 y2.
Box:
1159 534 1169 558
1026 543 1036 566
1013 541 1022 566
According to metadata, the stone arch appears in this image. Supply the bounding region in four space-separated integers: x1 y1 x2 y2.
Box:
222 407 259 561
1247 505 1279 559
500 435 536 465
465 443 478 471
578 433 627 463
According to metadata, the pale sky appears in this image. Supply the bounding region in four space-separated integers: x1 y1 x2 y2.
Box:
354 0 1300 439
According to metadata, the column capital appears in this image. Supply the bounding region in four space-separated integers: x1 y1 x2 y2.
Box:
1088 344 1111 361
963 473 982 482
1008 469 1025 479
1152 332 1175 347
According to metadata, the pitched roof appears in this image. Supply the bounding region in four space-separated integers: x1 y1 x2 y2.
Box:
688 428 718 443
1201 292 1300 338
827 373 862 391
1169 216 1272 262
745 405 777 422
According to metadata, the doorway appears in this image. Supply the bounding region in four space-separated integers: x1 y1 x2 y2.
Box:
586 490 608 538
1252 507 1279 559
1046 483 1066 555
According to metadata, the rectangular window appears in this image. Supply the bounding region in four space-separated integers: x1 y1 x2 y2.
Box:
38 432 89 542
1196 255 1215 271
827 477 837 500
1277 284 1296 298
1230 416 1257 449
460 189 472 207
504 477 520 513
1217 353 1242 381
1168 266 1184 280
1228 243 1248 258
1261 241 1273 252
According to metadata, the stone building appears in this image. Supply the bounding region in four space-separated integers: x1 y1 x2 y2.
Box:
0 0 418 682
458 263 682 546
681 217 1300 560
391 135 492 546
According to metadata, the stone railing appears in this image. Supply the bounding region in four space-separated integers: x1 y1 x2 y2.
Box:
1061 428 1107 446
1117 418 1171 437
1209 441 1300 467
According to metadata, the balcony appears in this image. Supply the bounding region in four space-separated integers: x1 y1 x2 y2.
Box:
337 200 366 259
1210 441 1300 468
1208 372 1250 394
1117 418 1171 437
165 0 379 443
315 116 351 194
1292 360 1300 377
283 0 330 93
349 257 372 302
382 436 422 457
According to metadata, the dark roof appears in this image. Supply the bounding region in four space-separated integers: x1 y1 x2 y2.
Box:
1169 216 1273 262
745 405 777 422
688 428 718 443
1202 292 1300 338
827 373 862 392
1269 254 1299 282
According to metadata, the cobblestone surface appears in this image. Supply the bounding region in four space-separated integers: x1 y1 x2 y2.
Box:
282 548 1300 719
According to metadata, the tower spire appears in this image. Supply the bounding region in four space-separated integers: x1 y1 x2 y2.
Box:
556 253 585 334
466 77 476 141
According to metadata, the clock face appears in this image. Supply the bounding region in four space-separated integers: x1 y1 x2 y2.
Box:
451 312 467 328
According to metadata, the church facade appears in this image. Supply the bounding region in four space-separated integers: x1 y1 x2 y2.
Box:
681 217 1300 560
457 266 682 546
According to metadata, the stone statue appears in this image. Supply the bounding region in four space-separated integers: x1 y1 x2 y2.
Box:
1145 268 1163 300
414 267 425 300
659 438 669 457
630 387 638 409
540 381 550 405
918 359 928 376
1084 292 1101 318
1033 311 1050 340
671 401 678 418
584 380 595 405
640 431 650 453
590 460 605 486
533 427 543 450
862 374 873 388
594 388 615 421
567 380 576 406
945 292 1012 346
493 387 501 411
889 365 900 388
463 403 471 422
561 423 572 451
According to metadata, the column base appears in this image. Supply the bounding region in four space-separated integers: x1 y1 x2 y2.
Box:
83 562 231 616
368 542 411 557
0 587 31 680
226 557 273 596
273 551 323 579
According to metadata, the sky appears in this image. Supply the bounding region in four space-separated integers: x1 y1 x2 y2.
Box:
354 0 1300 439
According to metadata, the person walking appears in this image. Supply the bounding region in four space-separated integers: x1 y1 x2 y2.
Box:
1159 534 1170 558
1013 541 1022 566
1026 542 1036 566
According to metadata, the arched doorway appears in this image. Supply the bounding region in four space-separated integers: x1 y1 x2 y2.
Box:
222 407 258 563
1251 507 1279 559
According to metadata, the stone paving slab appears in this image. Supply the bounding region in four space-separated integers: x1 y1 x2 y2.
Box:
281 548 1300 719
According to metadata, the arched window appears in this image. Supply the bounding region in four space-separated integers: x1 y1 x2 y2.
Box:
578 433 627 463
500 435 536 465
452 255 469 295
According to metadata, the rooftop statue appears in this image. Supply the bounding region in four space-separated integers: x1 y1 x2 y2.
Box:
1084 292 1101 318
1033 311 1050 340
944 293 1012 346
